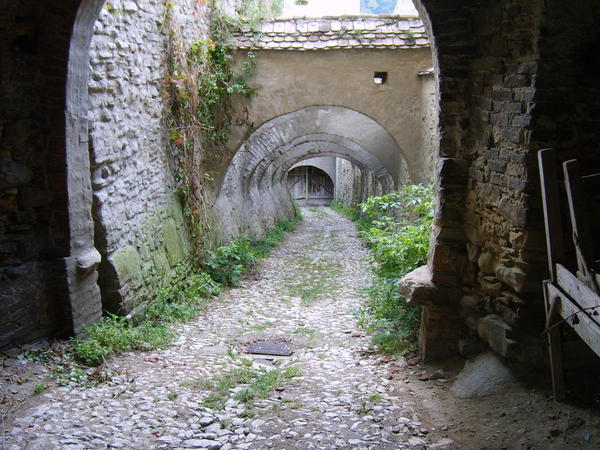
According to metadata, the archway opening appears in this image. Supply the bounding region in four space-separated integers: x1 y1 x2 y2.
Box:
287 165 334 207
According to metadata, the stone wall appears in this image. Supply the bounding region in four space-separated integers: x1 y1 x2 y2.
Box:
418 70 438 184
334 159 365 207
87 0 204 314
402 0 549 362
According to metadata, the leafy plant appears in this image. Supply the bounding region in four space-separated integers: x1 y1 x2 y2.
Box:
351 185 434 355
204 213 301 285
146 267 222 323
72 314 172 366
204 237 258 285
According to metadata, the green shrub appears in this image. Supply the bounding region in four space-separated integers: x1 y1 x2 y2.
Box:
356 277 421 354
147 270 222 323
352 185 434 355
73 315 171 366
72 214 302 367
204 237 258 285
204 213 301 284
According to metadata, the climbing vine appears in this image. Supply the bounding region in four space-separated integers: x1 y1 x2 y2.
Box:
164 0 262 255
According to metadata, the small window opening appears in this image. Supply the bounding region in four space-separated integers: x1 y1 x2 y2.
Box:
374 71 387 85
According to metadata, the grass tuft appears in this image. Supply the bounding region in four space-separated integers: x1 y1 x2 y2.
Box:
201 365 300 411
72 212 302 367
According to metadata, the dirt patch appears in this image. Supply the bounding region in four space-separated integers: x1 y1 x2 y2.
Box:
401 357 600 449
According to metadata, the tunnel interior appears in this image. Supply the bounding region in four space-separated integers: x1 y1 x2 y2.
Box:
1 0 600 409
287 165 334 207
211 106 402 243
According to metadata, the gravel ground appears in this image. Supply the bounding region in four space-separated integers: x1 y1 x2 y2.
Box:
1 208 450 450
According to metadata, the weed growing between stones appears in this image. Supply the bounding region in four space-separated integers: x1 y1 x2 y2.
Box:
280 257 344 305
72 215 302 367
334 185 434 355
201 364 300 411
72 315 173 367
32 383 48 395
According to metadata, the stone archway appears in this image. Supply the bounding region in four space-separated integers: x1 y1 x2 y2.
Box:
210 106 402 241
64 0 106 335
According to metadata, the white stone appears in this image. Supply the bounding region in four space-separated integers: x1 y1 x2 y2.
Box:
123 1 139 12
450 352 516 398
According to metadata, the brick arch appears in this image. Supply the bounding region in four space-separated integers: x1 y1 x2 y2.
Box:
0 0 107 347
411 0 478 287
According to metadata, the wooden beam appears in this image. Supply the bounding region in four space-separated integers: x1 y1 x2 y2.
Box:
563 159 596 290
547 282 600 358
555 263 600 327
543 280 566 401
538 149 565 281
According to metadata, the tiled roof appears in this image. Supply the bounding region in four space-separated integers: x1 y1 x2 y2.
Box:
233 15 430 51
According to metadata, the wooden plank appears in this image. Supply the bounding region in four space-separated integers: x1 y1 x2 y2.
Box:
556 263 600 326
581 173 600 193
563 159 597 290
543 280 566 401
547 283 600 358
538 149 565 280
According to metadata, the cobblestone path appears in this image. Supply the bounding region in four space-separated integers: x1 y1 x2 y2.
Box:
3 208 434 449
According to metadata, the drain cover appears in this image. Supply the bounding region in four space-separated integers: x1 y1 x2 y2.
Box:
246 341 293 356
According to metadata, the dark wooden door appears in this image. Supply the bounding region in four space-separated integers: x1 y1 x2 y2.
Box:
287 166 334 206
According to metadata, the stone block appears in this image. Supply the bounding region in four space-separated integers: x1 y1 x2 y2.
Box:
487 160 505 172
450 352 515 398
398 265 436 304
497 196 527 227
495 264 526 292
111 245 143 284
477 314 516 356
477 250 498 274
508 176 527 192
460 294 482 313
162 218 184 267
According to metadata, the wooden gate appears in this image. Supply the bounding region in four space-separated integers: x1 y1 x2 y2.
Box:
287 166 334 206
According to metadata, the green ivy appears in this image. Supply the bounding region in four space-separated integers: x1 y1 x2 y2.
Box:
164 1 261 257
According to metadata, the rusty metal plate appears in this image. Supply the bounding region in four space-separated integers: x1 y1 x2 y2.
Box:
246 341 293 356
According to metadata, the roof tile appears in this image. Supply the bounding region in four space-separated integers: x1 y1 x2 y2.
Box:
233 16 430 51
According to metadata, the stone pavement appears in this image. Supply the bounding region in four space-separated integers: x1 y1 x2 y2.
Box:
2 208 438 449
